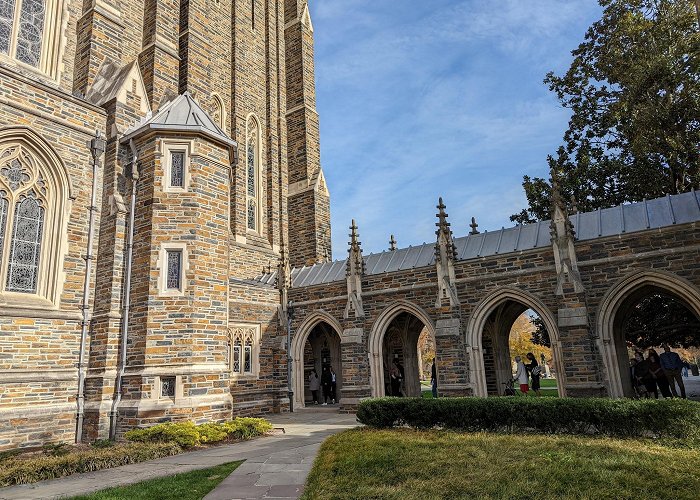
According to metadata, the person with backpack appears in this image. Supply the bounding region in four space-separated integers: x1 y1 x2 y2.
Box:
525 352 541 397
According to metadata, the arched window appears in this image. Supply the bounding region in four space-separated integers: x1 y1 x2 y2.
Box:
0 0 66 78
229 324 260 377
0 129 70 306
210 94 226 132
246 115 262 233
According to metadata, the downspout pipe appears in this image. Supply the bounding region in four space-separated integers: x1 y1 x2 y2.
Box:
109 139 139 440
76 131 106 444
287 300 294 413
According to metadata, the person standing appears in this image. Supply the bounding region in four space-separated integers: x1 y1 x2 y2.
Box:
320 366 332 405
308 369 320 405
648 351 672 398
634 351 656 398
525 352 541 397
660 344 686 398
390 363 402 396
431 360 438 398
397 361 406 396
330 366 337 404
513 356 529 395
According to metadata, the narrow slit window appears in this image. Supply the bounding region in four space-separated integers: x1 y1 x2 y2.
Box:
170 151 185 188
244 342 252 373
233 341 241 372
0 190 8 262
166 249 182 290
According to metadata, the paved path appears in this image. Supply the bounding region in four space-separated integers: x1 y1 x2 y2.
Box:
0 409 357 500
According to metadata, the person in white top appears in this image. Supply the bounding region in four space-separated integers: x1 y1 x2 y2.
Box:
513 356 529 395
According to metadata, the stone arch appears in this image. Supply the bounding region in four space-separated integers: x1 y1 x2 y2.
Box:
291 310 343 407
596 269 700 398
368 300 436 397
466 286 565 397
0 127 72 306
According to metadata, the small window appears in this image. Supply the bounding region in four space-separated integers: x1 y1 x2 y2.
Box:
170 151 185 188
244 343 252 373
232 341 241 372
229 325 260 377
166 249 182 290
161 376 176 398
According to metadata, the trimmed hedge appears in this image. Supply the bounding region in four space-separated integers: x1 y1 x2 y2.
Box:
0 442 181 486
356 397 700 439
124 417 273 448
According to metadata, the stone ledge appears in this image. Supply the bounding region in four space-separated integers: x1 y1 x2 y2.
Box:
558 307 589 327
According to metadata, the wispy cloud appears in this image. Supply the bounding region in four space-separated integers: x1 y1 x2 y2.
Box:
309 1 602 257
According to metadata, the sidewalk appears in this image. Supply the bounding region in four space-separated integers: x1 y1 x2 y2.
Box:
0 408 358 500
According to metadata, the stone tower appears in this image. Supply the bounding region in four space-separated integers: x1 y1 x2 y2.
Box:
284 0 332 266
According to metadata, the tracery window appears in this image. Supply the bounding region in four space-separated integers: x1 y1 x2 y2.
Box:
0 0 65 78
0 131 67 305
246 116 262 233
229 324 260 377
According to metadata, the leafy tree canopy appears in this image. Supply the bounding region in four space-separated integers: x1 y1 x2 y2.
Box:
624 293 700 348
512 0 700 223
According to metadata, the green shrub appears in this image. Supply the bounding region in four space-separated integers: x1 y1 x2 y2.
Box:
124 417 272 448
0 442 181 486
356 397 700 440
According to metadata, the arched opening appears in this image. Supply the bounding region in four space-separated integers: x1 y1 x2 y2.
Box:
368 302 436 398
291 312 343 408
599 272 700 399
467 287 565 398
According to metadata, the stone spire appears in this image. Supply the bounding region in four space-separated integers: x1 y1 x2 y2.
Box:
469 217 479 235
277 240 292 326
434 198 459 308
344 219 365 319
389 234 397 251
550 170 584 295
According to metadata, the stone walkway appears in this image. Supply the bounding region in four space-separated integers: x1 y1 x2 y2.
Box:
0 408 358 500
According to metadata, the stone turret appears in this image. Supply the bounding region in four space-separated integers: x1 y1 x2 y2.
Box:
550 170 584 295
434 198 459 309
344 219 365 319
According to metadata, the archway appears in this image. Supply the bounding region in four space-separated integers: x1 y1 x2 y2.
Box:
291 312 343 408
597 271 700 398
467 287 565 397
368 301 436 397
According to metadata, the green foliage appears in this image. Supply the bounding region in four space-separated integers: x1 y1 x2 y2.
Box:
90 439 114 449
356 397 700 440
124 417 272 448
0 443 181 487
624 293 700 348
70 461 242 500
512 0 700 224
42 443 70 457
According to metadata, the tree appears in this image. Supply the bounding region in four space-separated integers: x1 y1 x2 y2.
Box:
509 314 552 363
512 0 700 224
623 293 700 348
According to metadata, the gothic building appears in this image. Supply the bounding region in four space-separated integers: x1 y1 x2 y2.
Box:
2 0 700 454
0 0 330 449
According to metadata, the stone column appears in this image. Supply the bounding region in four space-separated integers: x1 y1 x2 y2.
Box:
339 327 369 411
434 318 470 397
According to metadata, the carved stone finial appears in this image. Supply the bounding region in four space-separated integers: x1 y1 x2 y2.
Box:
469 217 479 235
389 234 397 251
550 170 584 296
570 194 578 214
433 198 459 309
277 240 292 326
345 219 365 319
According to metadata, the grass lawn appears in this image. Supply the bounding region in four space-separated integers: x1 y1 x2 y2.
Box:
69 461 241 500
540 378 558 388
302 429 700 499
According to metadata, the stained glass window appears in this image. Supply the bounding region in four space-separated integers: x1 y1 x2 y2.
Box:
247 139 255 197
166 250 182 290
170 151 185 188
232 341 241 372
0 191 7 263
15 0 44 67
0 0 16 55
244 343 252 373
161 377 175 398
247 199 256 231
6 191 43 293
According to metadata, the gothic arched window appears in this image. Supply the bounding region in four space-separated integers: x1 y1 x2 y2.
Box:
246 115 262 233
0 129 70 306
229 324 260 377
0 0 66 78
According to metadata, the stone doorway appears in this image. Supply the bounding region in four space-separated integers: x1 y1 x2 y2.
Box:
301 322 342 405
381 312 432 397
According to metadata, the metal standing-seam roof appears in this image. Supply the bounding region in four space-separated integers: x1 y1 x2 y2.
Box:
254 190 700 288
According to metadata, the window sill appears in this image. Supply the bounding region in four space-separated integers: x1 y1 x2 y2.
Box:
0 296 79 320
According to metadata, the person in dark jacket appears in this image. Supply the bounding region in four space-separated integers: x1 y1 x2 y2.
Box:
431 360 438 398
648 351 672 398
525 352 541 397
634 351 657 398
329 366 337 404
320 366 333 405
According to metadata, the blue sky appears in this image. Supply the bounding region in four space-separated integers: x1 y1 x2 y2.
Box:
310 0 603 258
